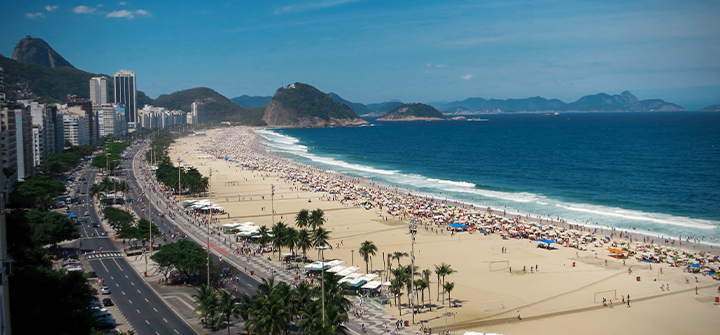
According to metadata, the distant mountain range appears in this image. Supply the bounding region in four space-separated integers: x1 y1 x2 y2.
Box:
700 104 720 111
230 95 272 108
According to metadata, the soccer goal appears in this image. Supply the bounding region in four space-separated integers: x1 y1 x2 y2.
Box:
484 300 505 312
488 260 510 272
593 289 617 303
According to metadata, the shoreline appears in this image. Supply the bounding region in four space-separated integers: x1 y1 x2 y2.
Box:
256 126 719 252
168 127 720 334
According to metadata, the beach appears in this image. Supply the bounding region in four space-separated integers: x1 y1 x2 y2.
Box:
167 127 719 335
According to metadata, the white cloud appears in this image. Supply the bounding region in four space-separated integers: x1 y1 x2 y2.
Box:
106 10 134 18
26 12 45 19
436 64 448 68
73 5 96 14
276 0 362 13
45 5 58 11
135 9 151 16
120 2 127 5
461 74 473 80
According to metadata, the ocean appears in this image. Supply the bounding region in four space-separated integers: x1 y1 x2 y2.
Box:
254 112 720 246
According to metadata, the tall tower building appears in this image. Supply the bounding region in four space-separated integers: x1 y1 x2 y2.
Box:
191 101 204 124
89 77 107 105
113 71 136 124
67 95 94 143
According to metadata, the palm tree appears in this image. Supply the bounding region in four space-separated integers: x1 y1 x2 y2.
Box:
415 279 428 311
216 289 241 334
271 221 288 260
258 225 270 249
392 251 408 267
358 241 378 274
284 227 299 261
296 228 312 262
309 208 326 231
386 253 393 281
312 227 331 248
435 262 455 302
434 264 442 302
192 284 219 330
422 269 432 311
295 209 310 228
444 282 455 306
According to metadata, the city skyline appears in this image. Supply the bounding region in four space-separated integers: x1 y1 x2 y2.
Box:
1 1 719 110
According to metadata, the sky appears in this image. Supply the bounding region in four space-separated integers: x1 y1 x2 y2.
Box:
1 0 719 110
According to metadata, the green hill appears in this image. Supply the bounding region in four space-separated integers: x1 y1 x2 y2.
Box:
378 103 445 121
263 83 369 127
0 53 153 105
153 87 266 126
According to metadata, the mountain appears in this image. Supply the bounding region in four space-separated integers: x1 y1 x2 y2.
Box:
377 103 445 121
374 101 404 114
231 95 272 108
154 87 265 126
700 104 720 112
439 91 685 112
328 93 372 115
367 100 402 111
11 36 74 68
263 83 369 127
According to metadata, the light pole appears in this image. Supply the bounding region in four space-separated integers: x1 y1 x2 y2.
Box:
207 166 212 286
351 249 354 266
316 245 331 326
409 222 418 324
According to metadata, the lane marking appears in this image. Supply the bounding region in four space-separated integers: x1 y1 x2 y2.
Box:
122 291 126 295
111 276 114 280
128 299 132 304
174 330 179 334
163 318 168 323
96 258 109 272
145 320 150 325
156 332 161 335
138 289 142 294
153 308 158 312
137 309 140 313
125 275 129 278
131 281 135 286
113 258 124 271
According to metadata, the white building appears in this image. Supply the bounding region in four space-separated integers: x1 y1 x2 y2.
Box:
89 77 108 105
95 104 127 138
190 101 204 124
59 107 90 146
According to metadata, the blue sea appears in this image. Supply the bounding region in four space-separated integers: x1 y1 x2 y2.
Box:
254 112 720 246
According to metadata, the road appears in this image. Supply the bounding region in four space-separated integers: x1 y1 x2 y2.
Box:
68 157 198 335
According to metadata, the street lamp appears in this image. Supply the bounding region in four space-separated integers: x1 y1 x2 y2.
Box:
409 221 418 324
316 245 331 326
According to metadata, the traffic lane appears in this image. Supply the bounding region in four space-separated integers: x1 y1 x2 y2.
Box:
91 257 196 335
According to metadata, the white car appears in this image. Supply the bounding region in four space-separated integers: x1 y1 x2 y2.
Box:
100 286 111 294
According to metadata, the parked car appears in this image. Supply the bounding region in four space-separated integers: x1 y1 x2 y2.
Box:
102 298 114 306
92 223 100 228
64 259 82 266
96 318 116 329
100 286 111 294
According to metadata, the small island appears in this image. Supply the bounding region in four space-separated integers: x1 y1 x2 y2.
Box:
377 103 446 121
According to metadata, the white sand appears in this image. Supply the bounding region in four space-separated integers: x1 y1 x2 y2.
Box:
167 128 719 335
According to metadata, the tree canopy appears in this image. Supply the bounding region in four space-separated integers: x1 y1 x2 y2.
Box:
26 210 81 247
150 239 208 282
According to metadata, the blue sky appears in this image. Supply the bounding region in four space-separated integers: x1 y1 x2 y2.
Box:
2 0 719 109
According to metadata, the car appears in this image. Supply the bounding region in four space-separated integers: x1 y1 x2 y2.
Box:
95 318 116 329
104 330 121 334
100 232 107 236
84 211 90 216
90 306 108 313
100 286 111 294
81 191 86 194
64 259 82 266
102 298 114 306
92 223 100 228
89 300 102 308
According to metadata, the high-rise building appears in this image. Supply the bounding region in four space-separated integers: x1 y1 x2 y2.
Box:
0 65 12 335
14 108 33 181
191 101 204 124
89 77 107 105
67 95 94 143
59 107 90 146
28 102 59 167
113 70 136 124
0 106 17 189
95 104 127 138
